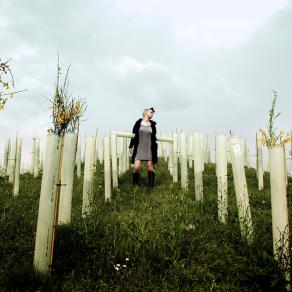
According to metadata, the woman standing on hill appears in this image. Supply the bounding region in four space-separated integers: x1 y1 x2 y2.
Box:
129 107 158 188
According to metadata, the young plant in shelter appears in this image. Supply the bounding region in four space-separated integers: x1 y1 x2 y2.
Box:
259 90 292 147
49 59 86 135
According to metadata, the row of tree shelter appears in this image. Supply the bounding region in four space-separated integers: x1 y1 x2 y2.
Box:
0 130 290 284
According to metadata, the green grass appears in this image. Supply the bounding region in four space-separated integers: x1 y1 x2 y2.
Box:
0 161 291 291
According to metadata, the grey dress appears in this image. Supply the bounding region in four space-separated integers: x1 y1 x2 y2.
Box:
135 124 153 161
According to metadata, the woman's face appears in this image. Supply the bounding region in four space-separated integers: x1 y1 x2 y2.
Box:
146 109 154 119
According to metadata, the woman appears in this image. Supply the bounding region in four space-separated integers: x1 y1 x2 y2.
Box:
129 107 158 188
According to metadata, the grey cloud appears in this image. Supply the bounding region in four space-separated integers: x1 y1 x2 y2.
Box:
111 60 194 110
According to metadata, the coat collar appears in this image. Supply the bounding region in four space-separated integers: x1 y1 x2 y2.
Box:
137 118 156 125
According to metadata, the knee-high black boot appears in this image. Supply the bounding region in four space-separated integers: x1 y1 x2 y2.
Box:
147 171 155 188
132 172 140 186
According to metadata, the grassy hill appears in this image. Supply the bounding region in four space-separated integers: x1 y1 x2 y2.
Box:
0 161 290 291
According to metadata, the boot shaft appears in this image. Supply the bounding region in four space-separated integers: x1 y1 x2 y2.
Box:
147 171 155 188
132 172 140 186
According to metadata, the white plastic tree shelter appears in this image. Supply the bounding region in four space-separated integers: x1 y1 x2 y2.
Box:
126 138 130 170
114 132 134 179
216 134 228 223
122 137 128 174
246 143 250 168
193 132 204 201
118 152 123 175
104 136 112 201
82 136 96 217
188 135 193 169
168 134 174 175
160 132 165 159
256 131 264 190
2 138 10 174
269 146 290 284
172 133 178 183
177 132 181 163
94 129 98 166
239 138 246 166
230 137 253 243
82 136 86 162
200 134 205 172
205 136 211 164
98 137 104 163
162 134 168 162
158 140 163 157
290 131 292 177
116 140 123 175
125 138 130 170
226 138 231 164
75 133 82 178
58 133 78 224
39 152 44 172
162 134 177 181
8 139 16 184
180 132 188 190
239 137 249 167
34 134 62 276
30 136 35 174
284 146 288 186
13 137 22 196
110 133 118 188
113 133 131 176
34 137 40 178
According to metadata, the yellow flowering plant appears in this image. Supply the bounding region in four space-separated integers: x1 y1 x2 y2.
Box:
0 58 26 111
49 58 86 135
0 58 15 110
259 90 292 147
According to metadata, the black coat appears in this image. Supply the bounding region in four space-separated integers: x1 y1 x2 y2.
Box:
129 118 158 164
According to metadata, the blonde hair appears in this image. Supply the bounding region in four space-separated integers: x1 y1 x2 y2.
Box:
142 108 150 117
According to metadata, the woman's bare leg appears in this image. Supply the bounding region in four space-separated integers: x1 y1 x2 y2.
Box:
146 160 154 172
133 160 142 172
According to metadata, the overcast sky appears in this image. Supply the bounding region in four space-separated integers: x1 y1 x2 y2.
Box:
1 0 292 167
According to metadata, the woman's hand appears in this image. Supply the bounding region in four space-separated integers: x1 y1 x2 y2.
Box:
129 147 134 154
